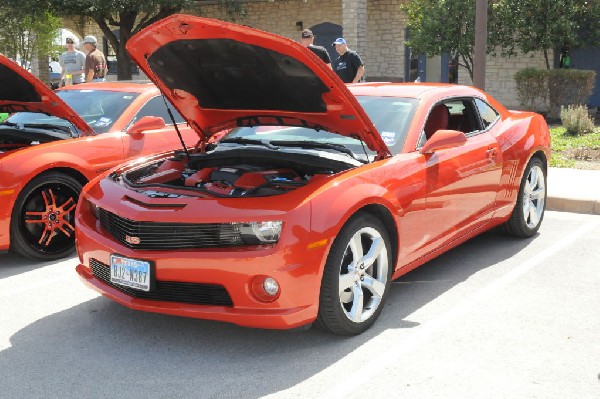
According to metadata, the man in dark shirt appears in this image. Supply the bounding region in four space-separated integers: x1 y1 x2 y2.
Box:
300 29 332 68
332 38 365 83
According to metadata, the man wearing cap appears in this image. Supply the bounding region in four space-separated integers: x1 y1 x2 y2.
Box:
332 38 365 84
300 29 331 68
59 37 86 85
82 35 108 82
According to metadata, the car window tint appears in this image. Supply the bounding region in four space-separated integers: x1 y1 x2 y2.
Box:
59 89 140 133
475 98 500 129
444 98 480 135
132 96 185 126
357 96 418 151
7 90 140 134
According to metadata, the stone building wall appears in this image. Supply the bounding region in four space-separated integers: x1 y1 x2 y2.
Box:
365 0 407 81
198 1 342 41
457 50 550 109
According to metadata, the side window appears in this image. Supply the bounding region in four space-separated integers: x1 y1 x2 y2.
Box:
419 97 483 148
475 98 499 129
444 99 480 135
132 96 185 126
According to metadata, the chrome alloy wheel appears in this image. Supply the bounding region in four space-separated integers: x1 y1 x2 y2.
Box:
522 164 546 229
338 226 389 323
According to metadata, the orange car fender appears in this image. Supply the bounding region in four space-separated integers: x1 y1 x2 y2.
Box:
308 180 399 273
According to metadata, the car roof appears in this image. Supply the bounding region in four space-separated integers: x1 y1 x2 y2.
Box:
349 82 487 99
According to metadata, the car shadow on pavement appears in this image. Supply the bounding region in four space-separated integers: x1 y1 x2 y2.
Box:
0 230 536 399
0 252 65 279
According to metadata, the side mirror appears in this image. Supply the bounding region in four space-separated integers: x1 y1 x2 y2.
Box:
419 129 467 154
127 116 166 135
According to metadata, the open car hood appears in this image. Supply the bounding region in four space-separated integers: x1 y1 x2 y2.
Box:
126 14 390 157
0 54 93 134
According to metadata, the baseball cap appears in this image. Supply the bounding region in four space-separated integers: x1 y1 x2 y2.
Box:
301 29 314 38
82 35 97 45
332 38 347 46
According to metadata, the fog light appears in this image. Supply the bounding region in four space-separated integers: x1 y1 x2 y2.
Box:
263 277 279 296
251 275 281 302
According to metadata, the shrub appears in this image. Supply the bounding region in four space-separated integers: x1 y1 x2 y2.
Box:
548 69 596 118
514 68 596 118
514 68 548 112
560 105 596 135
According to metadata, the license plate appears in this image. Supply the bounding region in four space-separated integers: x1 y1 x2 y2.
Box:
110 255 151 292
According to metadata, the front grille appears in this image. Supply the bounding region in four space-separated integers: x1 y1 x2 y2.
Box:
98 208 244 250
90 259 233 307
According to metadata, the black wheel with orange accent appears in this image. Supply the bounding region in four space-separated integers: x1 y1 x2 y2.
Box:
10 172 83 260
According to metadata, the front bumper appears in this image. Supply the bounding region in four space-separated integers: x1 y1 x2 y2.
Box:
75 210 329 330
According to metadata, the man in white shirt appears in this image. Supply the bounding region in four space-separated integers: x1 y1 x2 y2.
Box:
59 37 86 85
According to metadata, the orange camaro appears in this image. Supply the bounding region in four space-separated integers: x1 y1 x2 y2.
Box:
0 55 199 260
75 15 550 335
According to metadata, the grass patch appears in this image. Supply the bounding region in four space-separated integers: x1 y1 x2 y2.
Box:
550 126 600 167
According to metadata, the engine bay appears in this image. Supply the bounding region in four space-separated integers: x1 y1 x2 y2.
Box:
122 149 359 197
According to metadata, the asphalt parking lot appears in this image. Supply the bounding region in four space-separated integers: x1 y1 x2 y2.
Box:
1 211 599 399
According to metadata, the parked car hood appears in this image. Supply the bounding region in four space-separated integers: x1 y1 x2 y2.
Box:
0 54 94 134
126 14 391 157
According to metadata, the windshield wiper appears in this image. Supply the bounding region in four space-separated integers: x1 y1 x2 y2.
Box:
270 140 361 161
23 123 75 137
220 137 280 150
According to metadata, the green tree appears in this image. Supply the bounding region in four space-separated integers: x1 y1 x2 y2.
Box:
401 0 600 81
494 0 597 69
4 0 245 80
0 7 60 71
401 0 507 82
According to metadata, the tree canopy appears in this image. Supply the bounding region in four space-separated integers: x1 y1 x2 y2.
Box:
0 6 60 71
3 0 245 80
495 0 599 69
402 0 600 81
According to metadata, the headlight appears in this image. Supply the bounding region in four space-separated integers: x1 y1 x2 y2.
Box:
239 221 283 244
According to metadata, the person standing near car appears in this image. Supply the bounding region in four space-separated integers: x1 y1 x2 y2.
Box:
59 37 86 85
332 38 365 83
83 35 108 83
300 29 332 68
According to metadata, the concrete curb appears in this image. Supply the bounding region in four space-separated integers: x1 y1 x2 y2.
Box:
547 197 600 215
546 167 600 215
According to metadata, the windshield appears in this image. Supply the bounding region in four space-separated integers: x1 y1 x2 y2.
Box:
5 89 140 134
222 96 417 157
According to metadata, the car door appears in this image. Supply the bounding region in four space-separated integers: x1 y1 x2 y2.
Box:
417 98 503 252
121 96 199 159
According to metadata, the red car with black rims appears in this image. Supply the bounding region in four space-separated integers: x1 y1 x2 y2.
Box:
0 55 198 260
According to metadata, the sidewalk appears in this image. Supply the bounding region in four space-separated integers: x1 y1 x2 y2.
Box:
546 167 600 215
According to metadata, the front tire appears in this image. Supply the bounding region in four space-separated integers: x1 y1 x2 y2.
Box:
317 213 393 336
503 157 547 238
10 172 83 261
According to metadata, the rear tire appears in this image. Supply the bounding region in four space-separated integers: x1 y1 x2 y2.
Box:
317 213 392 336
10 172 82 261
502 157 547 238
